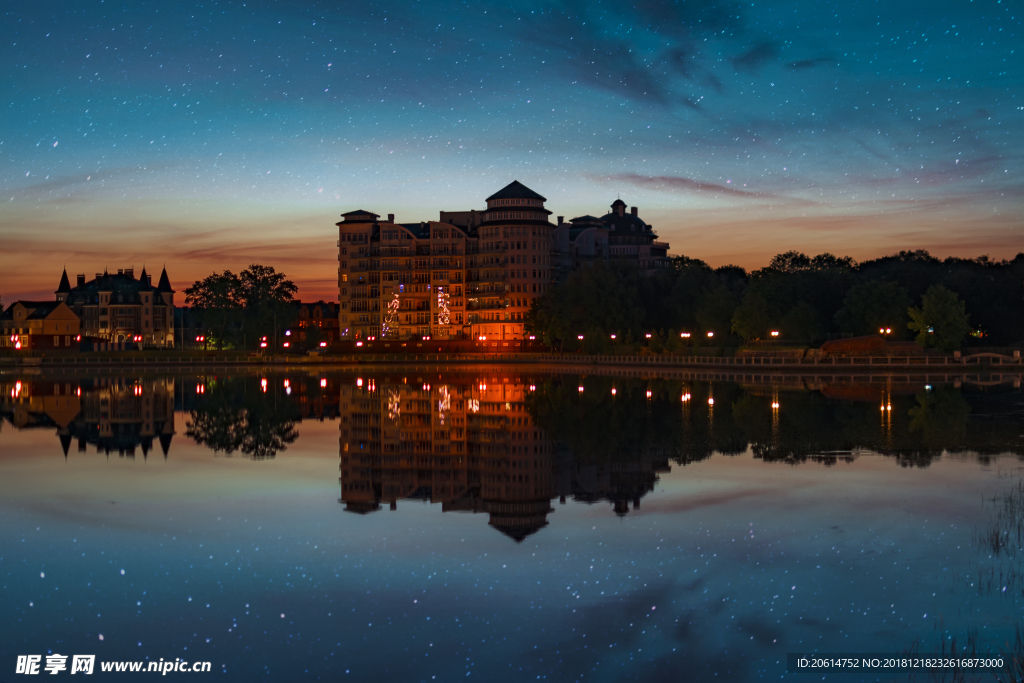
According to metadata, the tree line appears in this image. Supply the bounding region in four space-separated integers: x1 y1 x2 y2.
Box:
184 264 298 350
526 250 1024 353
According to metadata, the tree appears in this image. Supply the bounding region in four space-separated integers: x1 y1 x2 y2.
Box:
526 263 644 351
780 301 825 342
834 280 911 338
236 264 298 347
908 285 970 352
731 291 773 341
184 271 241 350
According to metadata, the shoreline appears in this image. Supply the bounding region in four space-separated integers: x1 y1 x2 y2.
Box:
1 352 1020 388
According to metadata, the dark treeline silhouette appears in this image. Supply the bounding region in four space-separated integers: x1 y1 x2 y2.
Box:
526 377 1024 468
527 250 1024 352
184 264 298 350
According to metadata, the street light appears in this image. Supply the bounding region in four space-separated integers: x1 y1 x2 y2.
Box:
645 333 652 339
770 331 779 337
707 331 714 338
680 332 691 338
577 335 584 340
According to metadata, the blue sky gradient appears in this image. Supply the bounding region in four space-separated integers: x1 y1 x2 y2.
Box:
2 0 1021 299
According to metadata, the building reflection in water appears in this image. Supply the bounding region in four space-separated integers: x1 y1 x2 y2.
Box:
1 377 175 458
337 373 682 540
339 375 558 541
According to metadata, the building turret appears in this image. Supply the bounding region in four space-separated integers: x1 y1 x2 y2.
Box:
156 267 174 294
55 268 71 302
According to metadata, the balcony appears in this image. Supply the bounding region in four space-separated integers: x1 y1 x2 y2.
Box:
466 301 509 311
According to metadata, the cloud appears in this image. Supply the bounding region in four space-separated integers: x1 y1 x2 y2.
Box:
516 0 744 107
10 164 182 201
731 41 779 72
786 56 839 70
596 173 811 204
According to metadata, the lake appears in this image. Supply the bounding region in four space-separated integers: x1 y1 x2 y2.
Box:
2 368 1023 681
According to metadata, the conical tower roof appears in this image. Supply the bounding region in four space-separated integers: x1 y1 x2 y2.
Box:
156 267 174 293
56 268 71 294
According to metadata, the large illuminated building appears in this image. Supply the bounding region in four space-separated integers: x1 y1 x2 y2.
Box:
336 181 671 341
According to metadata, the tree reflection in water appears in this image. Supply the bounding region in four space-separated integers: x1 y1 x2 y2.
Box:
186 377 300 459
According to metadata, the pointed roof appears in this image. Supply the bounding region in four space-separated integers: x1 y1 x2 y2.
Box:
486 180 546 203
156 267 174 293
138 267 154 292
56 268 71 294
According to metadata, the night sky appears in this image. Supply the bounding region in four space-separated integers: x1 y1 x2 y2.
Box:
3 0 1021 301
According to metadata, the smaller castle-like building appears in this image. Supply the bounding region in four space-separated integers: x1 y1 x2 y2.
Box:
57 267 176 347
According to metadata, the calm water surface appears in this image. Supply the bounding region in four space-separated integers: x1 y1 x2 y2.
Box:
2 369 1023 682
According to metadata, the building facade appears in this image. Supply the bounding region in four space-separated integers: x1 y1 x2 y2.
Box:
57 267 175 347
337 181 669 341
0 301 81 350
291 300 341 347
